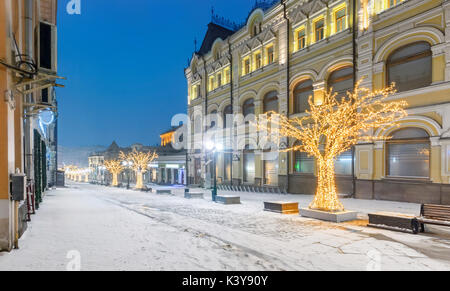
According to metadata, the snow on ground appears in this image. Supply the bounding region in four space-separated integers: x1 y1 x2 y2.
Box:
1 182 450 271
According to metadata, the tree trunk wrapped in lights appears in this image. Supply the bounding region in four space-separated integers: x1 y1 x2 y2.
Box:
104 160 124 187
258 81 407 212
119 149 158 189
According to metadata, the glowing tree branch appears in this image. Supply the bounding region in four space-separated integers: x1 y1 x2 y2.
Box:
119 149 158 189
258 81 407 212
104 159 124 187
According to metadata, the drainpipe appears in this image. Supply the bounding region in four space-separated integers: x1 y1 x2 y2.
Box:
203 56 208 188
282 0 290 194
24 0 33 179
228 41 233 186
351 0 358 198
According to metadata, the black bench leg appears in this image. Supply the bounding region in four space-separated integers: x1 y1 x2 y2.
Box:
420 223 425 233
412 219 420 235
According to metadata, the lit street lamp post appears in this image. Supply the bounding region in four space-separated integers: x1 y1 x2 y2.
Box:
100 166 106 185
122 161 132 189
211 151 217 202
206 141 222 202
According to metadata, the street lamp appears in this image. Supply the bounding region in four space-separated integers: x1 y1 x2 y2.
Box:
206 141 223 202
99 166 106 185
122 161 133 189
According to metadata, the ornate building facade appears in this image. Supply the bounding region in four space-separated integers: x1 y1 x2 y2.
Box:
185 0 450 205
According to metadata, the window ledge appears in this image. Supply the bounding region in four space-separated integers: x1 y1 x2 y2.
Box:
386 82 450 101
298 28 351 54
290 112 308 118
290 173 315 177
240 62 278 81
208 83 231 94
381 177 432 184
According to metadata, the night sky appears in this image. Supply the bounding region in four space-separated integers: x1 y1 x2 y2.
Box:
57 0 256 147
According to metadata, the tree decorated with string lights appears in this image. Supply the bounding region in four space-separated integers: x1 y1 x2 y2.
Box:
104 159 124 187
259 81 407 212
119 149 158 189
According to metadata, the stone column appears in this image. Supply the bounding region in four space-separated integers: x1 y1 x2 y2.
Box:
430 137 442 184
373 141 385 180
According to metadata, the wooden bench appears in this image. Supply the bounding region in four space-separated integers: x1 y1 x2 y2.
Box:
368 212 418 234
141 186 152 193
264 202 299 215
415 204 450 234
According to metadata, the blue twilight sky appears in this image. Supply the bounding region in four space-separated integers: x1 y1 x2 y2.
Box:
57 0 257 147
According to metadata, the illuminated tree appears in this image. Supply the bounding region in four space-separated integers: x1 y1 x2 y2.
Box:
104 159 124 187
260 81 407 212
120 149 158 189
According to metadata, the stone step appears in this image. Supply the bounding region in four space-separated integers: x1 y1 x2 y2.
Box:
300 208 358 223
216 195 240 205
185 192 204 199
264 201 299 214
156 190 172 195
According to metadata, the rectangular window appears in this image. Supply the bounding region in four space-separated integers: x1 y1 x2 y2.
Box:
388 142 430 178
244 58 250 75
335 8 346 33
224 153 232 181
209 77 215 91
335 150 353 176
389 0 402 7
40 22 52 70
191 85 197 99
294 152 314 174
297 29 306 50
315 19 324 42
217 73 222 87
267 46 274 64
41 88 49 104
224 68 230 84
255 52 262 70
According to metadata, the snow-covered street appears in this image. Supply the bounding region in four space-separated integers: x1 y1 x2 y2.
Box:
1 182 450 271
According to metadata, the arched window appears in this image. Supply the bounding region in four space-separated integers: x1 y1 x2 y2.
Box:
387 128 430 178
243 145 255 183
387 42 432 93
293 79 313 113
223 105 233 128
209 110 218 129
335 149 353 176
252 21 262 37
263 91 278 113
327 66 354 101
243 99 255 117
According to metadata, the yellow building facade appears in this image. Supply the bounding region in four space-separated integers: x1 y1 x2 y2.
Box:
186 0 450 205
0 0 59 251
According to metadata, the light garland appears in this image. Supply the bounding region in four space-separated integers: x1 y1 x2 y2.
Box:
104 159 124 187
119 149 158 189
257 80 407 212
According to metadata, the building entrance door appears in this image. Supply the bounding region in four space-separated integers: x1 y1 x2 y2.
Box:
194 158 201 185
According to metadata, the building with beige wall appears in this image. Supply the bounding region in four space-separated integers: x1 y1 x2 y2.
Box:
185 0 450 205
0 0 60 251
